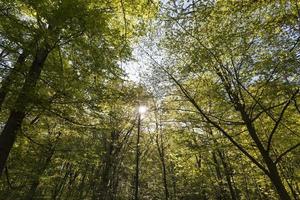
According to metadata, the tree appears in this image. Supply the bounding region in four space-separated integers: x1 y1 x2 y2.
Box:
0 0 299 199
0 0 157 175
156 0 300 199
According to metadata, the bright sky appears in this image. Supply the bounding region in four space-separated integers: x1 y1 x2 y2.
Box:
122 59 143 82
121 42 152 83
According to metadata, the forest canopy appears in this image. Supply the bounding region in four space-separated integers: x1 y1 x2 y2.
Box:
0 0 299 200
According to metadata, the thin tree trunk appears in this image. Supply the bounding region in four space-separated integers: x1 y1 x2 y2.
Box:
52 162 72 200
77 164 91 200
211 151 226 200
206 125 228 199
0 47 49 175
99 134 114 200
217 151 237 200
156 134 169 200
153 101 169 200
134 114 141 200
161 148 169 200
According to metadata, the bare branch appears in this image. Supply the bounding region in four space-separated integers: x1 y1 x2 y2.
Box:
294 99 300 114
251 101 287 122
275 142 300 164
267 89 299 152
236 79 300 137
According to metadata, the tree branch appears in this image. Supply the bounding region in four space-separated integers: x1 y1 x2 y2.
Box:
267 89 299 152
275 142 300 164
251 101 286 122
156 62 269 175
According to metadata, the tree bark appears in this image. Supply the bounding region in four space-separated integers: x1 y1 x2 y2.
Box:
134 114 141 200
239 107 291 200
0 47 49 175
266 158 292 200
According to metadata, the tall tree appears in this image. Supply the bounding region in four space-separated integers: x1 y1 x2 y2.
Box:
156 0 300 199
0 0 157 175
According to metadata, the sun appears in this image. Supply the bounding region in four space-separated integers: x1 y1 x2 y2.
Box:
138 105 147 114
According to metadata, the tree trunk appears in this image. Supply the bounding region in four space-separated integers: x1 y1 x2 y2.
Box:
266 158 292 200
239 108 291 200
99 142 114 200
134 114 141 200
161 149 169 200
0 47 49 175
217 151 237 200
206 125 228 200
211 151 226 200
0 52 27 110
157 135 169 200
